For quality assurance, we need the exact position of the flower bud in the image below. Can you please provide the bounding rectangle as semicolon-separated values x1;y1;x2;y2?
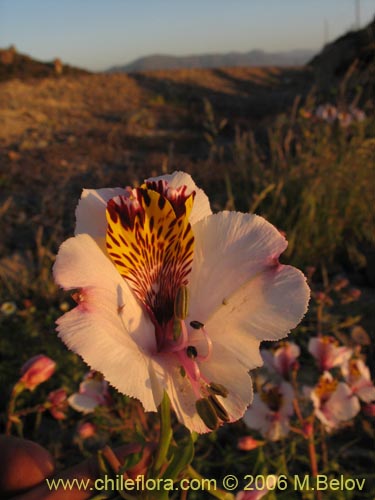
20;355;56;391
237;436;264;451
48;388;68;420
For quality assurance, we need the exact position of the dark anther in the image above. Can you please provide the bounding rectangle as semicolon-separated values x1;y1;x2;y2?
186;345;198;358
190;320;204;329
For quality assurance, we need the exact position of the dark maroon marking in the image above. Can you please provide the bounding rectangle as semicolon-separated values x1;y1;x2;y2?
151;234;155;245
108;225;114;234
183;224;191;239
158;196;166;210
108;232;120;247
113;259;126;267
141;189;151;207
168;219;177;229
149;216;154;232
185;236;194;253
119;234;128;246
157;226;163;239
106;242;112;249
131;242;140;254
164;227;173;240
129;252;140;264
109;252;122;259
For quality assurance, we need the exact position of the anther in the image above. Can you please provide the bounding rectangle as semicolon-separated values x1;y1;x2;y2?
190;320;204;329
186;345;198;359
209;395;230;422
196;398;219;430
174;286;189;320
172;318;182;341
208;382;229;398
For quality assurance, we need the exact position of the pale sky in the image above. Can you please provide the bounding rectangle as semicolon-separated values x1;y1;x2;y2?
0;0;373;71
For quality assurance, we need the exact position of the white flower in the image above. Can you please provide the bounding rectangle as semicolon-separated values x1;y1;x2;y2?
307;371;360;431
341;358;375;403
308;336;352;372
242;381;294;441
53;171;309;433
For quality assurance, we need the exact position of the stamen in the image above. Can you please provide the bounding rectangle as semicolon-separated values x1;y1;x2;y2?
197;326;213;361
174;286;189;320
208;395;230;422
196;398;219;430
208;382;229;398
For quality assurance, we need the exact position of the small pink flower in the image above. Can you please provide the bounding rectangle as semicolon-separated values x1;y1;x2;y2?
306;371;360;431
77;421;97;439
68;371;111;414
308;336;352;372
341;358;375;403
262;342;300;379
237;436;264;451
20;355;56;391
316;103;338;123
48;388;68;420
243;382;294;441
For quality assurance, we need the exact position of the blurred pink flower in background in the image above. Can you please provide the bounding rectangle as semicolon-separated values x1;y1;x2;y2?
341;358;375;403
243;382;294;441
316;103;338;123
68;371;111;414
261;341;300;379
19;354;56;391
308;336;352;372
306;371;360;431
47;388;68;420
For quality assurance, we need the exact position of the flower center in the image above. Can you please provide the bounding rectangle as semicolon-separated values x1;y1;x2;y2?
260;386;283;411
315;374;338;401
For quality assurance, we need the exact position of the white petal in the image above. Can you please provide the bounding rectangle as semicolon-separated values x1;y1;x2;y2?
146;171;212;224
356;385;375;403
68;393;98;414
75;187;127;237
243;395;270;435
187;212;309;369
326;383;360;421
54;234;159;411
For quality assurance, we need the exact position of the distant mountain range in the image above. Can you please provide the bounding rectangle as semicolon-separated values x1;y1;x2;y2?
107;49;317;73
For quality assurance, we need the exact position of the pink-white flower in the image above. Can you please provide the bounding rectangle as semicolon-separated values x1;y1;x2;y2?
53;171;309;433
308;336;352;372
68;371;110;414
316;103;338;123
19;354;56;391
261;341;300;379
243;382;294;441
307;371;360;431
341;358;375;403
47;388;68;420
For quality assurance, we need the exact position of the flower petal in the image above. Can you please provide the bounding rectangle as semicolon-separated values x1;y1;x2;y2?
187;212;309;369
68;393;99;414
146;171;212;225
75;187;127;237
53;234;160;411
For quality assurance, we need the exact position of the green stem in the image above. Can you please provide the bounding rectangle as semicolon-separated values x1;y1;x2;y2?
187;466;234;500
154;392;173;474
